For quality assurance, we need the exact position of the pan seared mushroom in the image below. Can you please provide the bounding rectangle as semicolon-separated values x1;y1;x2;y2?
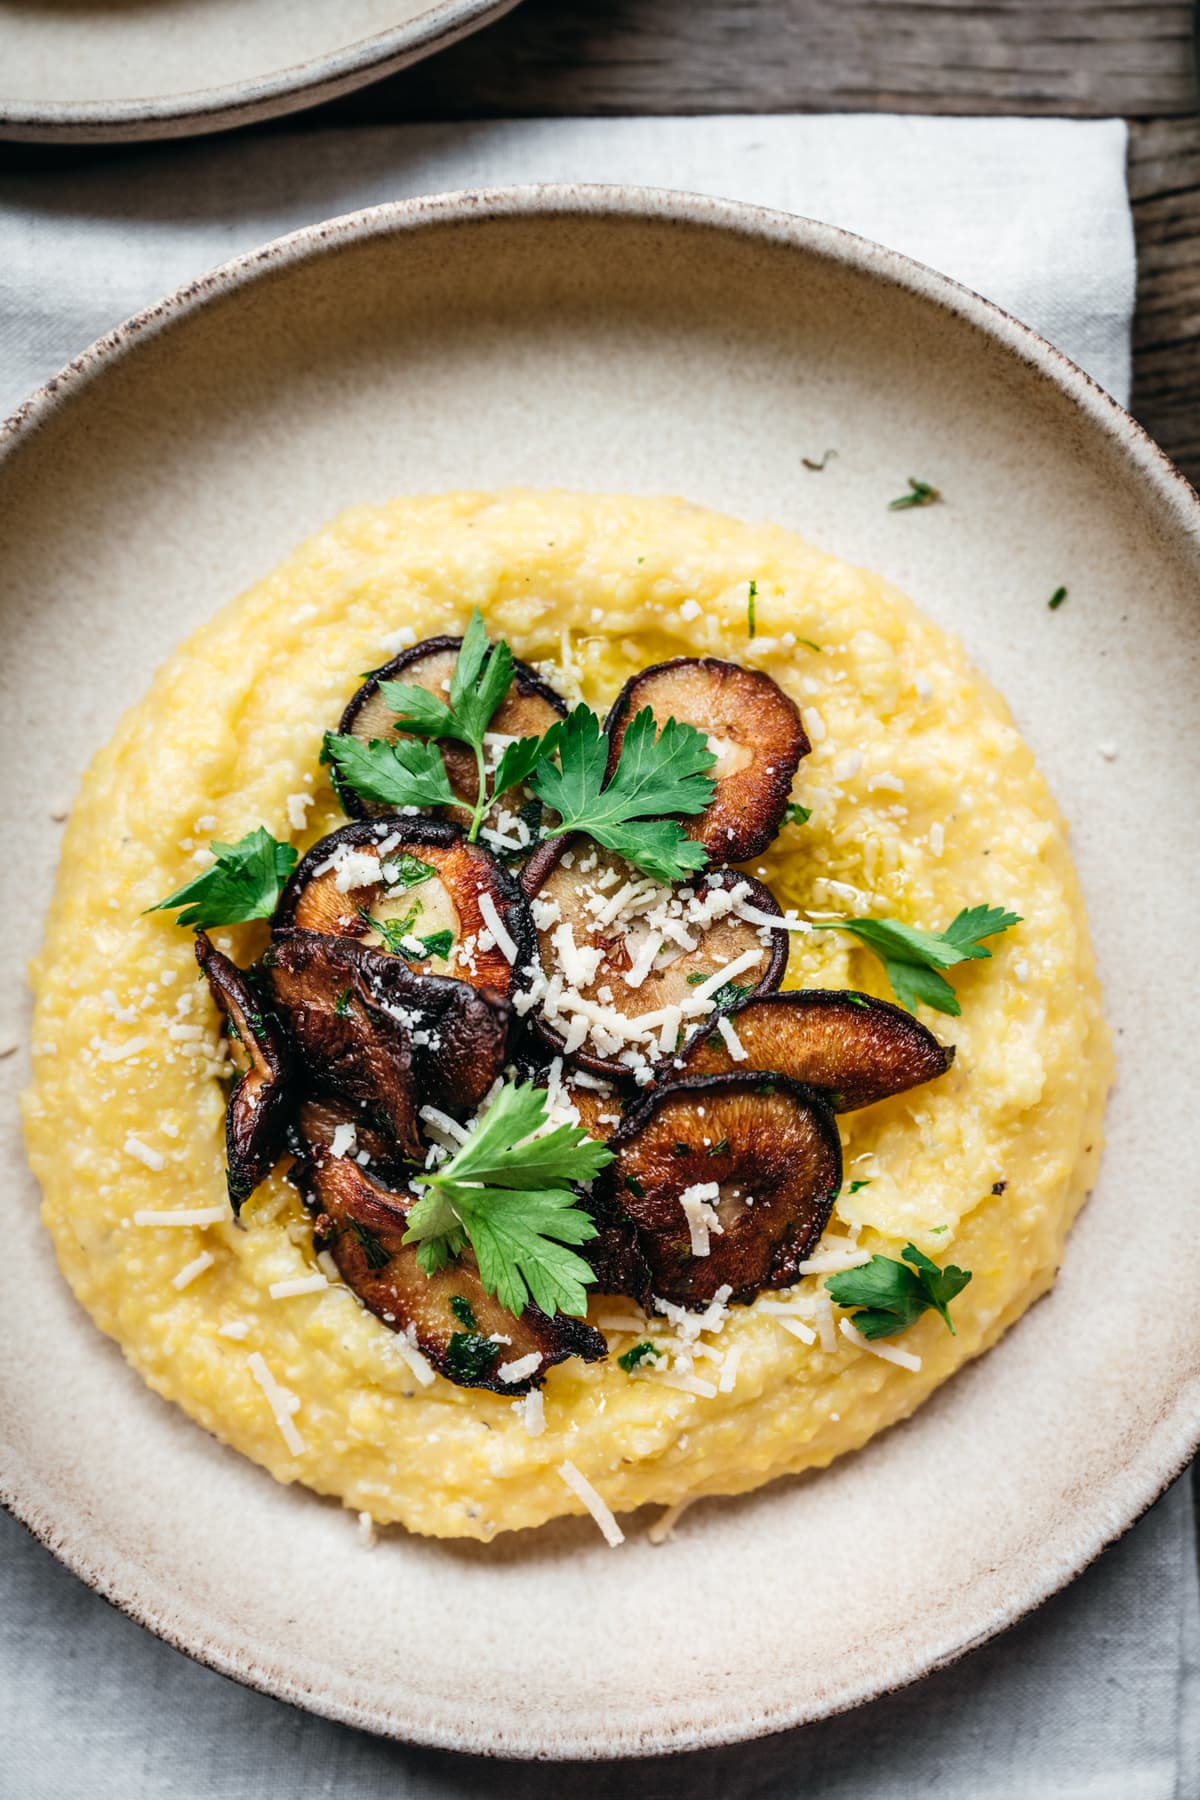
338;635;566;838
268;929;511;1135
604;657;809;864
275;816;535;1006
267;931;422;1159
195;931;292;1211
674;990;954;1111
605;1073;841;1308
521;837;789;1082
293;1102;606;1393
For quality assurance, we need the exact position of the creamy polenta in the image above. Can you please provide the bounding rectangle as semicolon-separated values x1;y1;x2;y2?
23;491;1110;1541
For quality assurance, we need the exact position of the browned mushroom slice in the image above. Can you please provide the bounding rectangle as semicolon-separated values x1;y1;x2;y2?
604;657;809;864
674;990;954;1111
269;929;511;1131
522;836;789;1081
337;635;567;833
293;1104;605;1393
267;931;422;1159
195;931;292;1211
605;1073;841;1308
275;816;535;1005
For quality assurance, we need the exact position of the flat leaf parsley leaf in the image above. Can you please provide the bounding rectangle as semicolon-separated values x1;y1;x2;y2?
402;1081;612;1319
618;1341;662;1373
321;729;456;812
148;826;298;929
826;1242;972;1339
810;904;1021;1017
323;610;556;841
531;703;715;883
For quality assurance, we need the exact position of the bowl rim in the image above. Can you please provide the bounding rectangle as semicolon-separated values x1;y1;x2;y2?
3;182;1199;1757
0;0;521;144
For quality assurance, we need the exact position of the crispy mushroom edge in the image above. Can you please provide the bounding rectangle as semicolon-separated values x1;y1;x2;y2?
674;988;955;1111
194;930;293;1212
602;1070;843;1309
603;655;810;864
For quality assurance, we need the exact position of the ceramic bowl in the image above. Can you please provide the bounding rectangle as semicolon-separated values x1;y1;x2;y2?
2;187;1198;1757
0;0;519;144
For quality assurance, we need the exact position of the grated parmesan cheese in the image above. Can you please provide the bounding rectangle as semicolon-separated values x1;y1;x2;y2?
269;1272;329;1300
479;891;518;963
247;1351;306;1455
498;1352;542;1385
171;1250;214;1291
512;1389;546;1436
648;1497;695;1545
556;1461;625;1546
715;1015;748;1062
124;1133;165;1172
839;1316;922;1372
677;1181;723;1257
133;1204;227;1228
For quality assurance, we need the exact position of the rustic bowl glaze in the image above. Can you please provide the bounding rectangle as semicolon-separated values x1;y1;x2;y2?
1;188;1198;1757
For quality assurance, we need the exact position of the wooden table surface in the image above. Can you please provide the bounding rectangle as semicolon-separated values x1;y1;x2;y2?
5;1;1199;485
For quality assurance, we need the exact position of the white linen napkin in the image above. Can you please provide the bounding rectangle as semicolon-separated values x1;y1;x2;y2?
2;115;1192;1800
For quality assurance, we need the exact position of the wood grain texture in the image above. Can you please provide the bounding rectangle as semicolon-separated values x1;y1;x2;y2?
1;2;1197;485
331;0;1199;121
1129;116;1200;484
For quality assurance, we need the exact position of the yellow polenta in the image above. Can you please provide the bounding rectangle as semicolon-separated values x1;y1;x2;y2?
22;491;1111;1541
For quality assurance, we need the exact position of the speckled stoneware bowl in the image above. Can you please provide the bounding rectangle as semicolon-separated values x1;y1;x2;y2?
0;0;519;143
2;188;1199;1758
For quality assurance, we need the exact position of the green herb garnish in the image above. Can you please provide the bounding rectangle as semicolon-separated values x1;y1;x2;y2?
624;1174;645;1198
382;852;436;889
402;1081;611;1319
450;1295;477;1330
149;827;298;930
1048;586;1068;610
888;478;941;511
618;1341;662;1373
713;979;753;1010
810;905;1021;1017
747;578;758;639
333;987;352;1018
417;928;454;961
346;1216;391;1272
826;1242;971;1338
707;1137;731;1157
324;610;556;842
784;802;812;827
445;1333;500;1384
530;703;715;884
847;1178;872;1193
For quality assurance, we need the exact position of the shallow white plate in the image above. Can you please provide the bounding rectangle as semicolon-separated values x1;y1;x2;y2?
0;0;519;144
2;188;1198;1759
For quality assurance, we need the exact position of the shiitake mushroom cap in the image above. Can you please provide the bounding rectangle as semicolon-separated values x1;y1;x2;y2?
337;635;567;831
195;931;292;1211
604;656;809;865
674;988;955;1111
292;1101;605;1393
604;1072;841;1308
268;928;512;1135
275;815;535;1006
522;836;789;1081
266;930;423;1159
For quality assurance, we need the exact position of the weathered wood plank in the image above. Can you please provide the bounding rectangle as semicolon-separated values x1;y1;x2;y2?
1129;118;1200;487
328;1;1198;122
